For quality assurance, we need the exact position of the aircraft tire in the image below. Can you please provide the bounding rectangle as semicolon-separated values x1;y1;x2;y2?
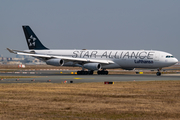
77;71;93;75
77;71;80;75
89;70;94;75
77;71;83;75
156;72;161;76
97;71;108;75
84;71;88;75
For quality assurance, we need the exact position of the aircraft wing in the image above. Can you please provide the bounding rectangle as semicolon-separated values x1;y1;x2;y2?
7;48;114;64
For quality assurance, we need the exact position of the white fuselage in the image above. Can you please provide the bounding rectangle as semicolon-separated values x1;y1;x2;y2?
27;49;178;69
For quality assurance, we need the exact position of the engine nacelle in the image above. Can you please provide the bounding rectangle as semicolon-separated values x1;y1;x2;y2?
83;63;101;70
46;59;64;66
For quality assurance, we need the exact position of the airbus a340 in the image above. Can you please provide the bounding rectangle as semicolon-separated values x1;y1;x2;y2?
7;26;178;76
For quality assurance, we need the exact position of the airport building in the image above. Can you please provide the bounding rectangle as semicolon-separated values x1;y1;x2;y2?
0;55;45;65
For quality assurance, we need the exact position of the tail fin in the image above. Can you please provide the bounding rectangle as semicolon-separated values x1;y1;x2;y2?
22;26;48;50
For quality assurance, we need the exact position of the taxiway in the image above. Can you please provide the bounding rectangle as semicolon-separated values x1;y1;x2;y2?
0;71;180;83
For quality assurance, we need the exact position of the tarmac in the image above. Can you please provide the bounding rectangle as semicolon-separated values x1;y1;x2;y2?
0;70;180;83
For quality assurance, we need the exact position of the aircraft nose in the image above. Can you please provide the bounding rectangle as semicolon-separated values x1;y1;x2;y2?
170;58;178;64
174;58;178;63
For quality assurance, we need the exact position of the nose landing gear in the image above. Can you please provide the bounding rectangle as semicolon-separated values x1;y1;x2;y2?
156;68;162;76
156;72;161;76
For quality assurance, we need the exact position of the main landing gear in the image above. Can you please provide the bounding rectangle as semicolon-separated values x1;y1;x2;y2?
97;69;108;75
156;68;162;76
77;70;94;75
76;69;109;75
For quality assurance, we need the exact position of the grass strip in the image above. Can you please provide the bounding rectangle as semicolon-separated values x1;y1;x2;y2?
0;81;180;119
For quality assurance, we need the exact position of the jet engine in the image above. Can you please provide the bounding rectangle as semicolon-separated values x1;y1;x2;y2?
83;63;101;70
46;59;64;66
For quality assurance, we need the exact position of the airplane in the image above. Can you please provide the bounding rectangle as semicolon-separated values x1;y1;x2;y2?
7;26;178;76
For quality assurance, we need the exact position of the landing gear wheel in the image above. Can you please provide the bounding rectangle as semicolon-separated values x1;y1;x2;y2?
89;70;94;75
156;72;161;76
77;70;94;75
97;70;108;75
84;71;88;75
77;71;81;75
77;71;84;75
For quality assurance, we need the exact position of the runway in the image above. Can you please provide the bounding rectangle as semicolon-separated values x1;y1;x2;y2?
0;70;180;83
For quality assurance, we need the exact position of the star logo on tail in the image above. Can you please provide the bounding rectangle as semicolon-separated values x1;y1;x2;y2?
28;35;36;47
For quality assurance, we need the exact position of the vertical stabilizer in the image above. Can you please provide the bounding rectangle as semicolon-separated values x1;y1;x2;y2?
22;26;48;50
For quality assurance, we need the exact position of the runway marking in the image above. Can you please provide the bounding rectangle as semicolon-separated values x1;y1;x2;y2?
74;78;82;79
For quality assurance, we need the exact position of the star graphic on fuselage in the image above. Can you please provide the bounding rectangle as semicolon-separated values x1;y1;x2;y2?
28;35;36;47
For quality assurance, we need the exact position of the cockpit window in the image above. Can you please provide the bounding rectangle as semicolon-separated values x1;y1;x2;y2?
166;55;174;58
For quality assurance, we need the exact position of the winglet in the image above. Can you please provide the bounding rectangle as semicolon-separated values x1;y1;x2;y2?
7;48;17;54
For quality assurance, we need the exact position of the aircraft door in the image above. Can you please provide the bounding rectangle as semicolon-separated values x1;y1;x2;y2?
154;52;159;61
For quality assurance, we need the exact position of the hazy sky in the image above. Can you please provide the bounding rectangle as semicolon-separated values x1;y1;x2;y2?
1;1;180;60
